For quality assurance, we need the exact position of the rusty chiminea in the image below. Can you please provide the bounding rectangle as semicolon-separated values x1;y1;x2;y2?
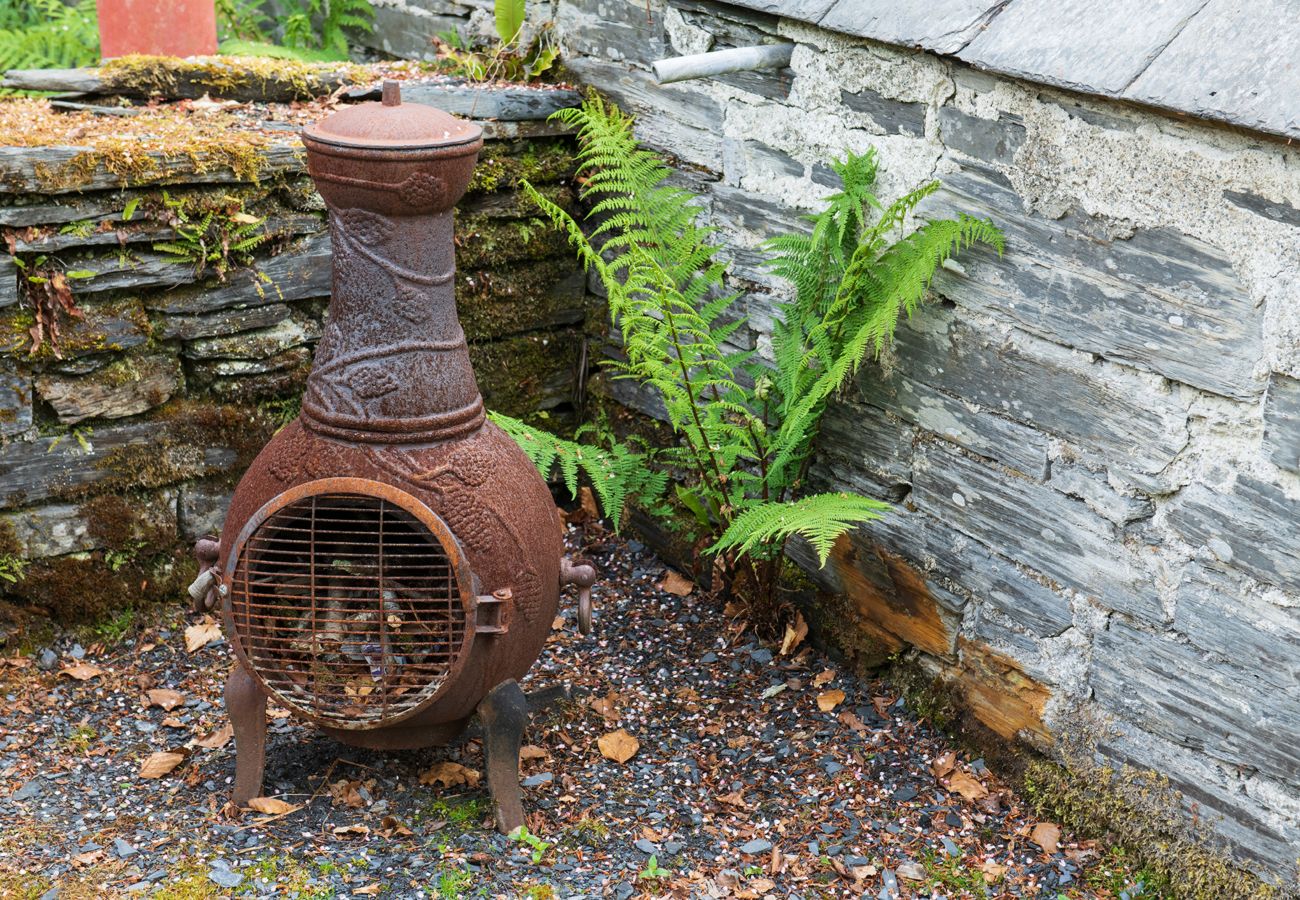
189;82;595;833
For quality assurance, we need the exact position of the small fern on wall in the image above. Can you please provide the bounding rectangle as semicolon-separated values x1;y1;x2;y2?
498;96;1001;618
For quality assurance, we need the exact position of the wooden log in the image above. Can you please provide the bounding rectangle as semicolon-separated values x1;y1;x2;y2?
3;59;353;103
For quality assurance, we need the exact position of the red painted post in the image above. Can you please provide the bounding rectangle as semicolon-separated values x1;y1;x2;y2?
95;0;218;59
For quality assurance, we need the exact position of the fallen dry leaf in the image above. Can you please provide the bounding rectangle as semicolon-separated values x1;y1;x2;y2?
195;723;234;749
579;485;600;518
378;815;413;838
419;761;481;789
139;751;185;779
160;716;184;728
329;779;367;808
588;691;620;722
184;619;223;653
931;749;958;779
779;611;809;656
332;823;370;838
146;688;183;711
716;790;747;809
247;796;299;815
520;745;549;761
657;569;695;597
72;848;104;867
838;710;867;732
597;728;639;763
1030;821;1062;854
980;860;1007;883
60;662;104;681
816;689;846;712
947;770;989;802
871;695;894;718
354;885;382;897
812;669;835;688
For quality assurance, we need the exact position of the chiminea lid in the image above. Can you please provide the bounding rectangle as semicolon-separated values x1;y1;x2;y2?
303;80;482;150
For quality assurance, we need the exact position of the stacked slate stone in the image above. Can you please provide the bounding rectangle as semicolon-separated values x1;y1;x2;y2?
549;0;1300;890
0;81;587;641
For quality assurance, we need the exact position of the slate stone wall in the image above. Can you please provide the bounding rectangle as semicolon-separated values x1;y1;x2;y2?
549;0;1300;887
0;121;587;639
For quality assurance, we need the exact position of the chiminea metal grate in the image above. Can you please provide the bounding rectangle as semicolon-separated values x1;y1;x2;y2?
231;490;470;728
188;81;598;835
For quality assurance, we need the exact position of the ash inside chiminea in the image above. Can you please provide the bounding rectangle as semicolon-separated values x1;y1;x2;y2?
233;493;467;724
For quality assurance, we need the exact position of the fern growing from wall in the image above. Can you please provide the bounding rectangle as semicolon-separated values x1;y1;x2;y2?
511;96;1002;619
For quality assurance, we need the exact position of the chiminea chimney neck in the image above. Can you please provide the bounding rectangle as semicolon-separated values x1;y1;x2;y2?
298;92;486;444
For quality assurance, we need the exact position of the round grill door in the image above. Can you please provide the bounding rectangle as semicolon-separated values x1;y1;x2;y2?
225;480;474;728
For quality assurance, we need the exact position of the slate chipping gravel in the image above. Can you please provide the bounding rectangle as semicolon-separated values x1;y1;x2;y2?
0;526;1145;899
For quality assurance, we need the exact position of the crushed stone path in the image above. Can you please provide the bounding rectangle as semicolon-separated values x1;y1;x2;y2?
0;525;1148;899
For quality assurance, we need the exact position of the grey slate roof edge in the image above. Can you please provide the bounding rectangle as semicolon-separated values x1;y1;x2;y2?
718;0;1299;143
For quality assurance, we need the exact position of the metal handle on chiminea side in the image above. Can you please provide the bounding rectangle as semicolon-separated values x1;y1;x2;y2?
189;536;221;613
560;557;598;635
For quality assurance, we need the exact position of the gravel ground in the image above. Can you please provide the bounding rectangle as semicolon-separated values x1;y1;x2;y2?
0;523;1150;900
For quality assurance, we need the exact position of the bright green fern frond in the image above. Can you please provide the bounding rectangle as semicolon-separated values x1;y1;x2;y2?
711;493;891;565
488;411;665;531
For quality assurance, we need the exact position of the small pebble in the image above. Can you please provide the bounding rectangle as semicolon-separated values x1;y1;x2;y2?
739;839;772;855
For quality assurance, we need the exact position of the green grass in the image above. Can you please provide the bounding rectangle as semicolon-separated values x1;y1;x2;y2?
417;796;488;834
431;865;479;899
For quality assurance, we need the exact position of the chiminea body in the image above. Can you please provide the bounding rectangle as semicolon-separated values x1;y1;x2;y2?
211;85;574;800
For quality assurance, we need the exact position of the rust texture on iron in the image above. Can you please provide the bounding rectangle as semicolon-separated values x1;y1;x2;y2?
206;83;593;828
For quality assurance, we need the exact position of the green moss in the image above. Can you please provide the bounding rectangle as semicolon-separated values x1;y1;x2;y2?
1022;755;1278;900
457;257;585;342
456;214;572;270
470;329;580;419
100;54;362;102
0;872;52;900
417;795;488;834
466;140;576;196
0;297;150;361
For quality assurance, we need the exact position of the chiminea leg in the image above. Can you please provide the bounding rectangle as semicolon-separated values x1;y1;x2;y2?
225;665;268;806
479;679;528;835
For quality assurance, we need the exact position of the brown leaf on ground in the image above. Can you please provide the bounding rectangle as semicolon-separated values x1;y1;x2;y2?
579;485;600;519
816;689;845;712
812;669;835;687
60;662;104;681
1031;821;1062;854
716;790;747;809
981;860;1007;883
597;728;639;763
145;688;183;711
947;770;989;802
72;848;104;867
378;815;413;838
838;710;867;732
184;619;223;652
588;691;620;722
931;749;958;779
419;761;481;789
195;723;233;749
871;695;894;718
520;745;549;761
247;796;299;815
779;612;808;655
331;823;370;838
354;885;382;897
138;751;185;779
329;779;367;809
657;569;694;597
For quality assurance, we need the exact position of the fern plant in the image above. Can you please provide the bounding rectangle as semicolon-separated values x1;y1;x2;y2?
281;0;374;59
513;97;1002;619
0;0;99;80
153;191;270;281
490;412;667;531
